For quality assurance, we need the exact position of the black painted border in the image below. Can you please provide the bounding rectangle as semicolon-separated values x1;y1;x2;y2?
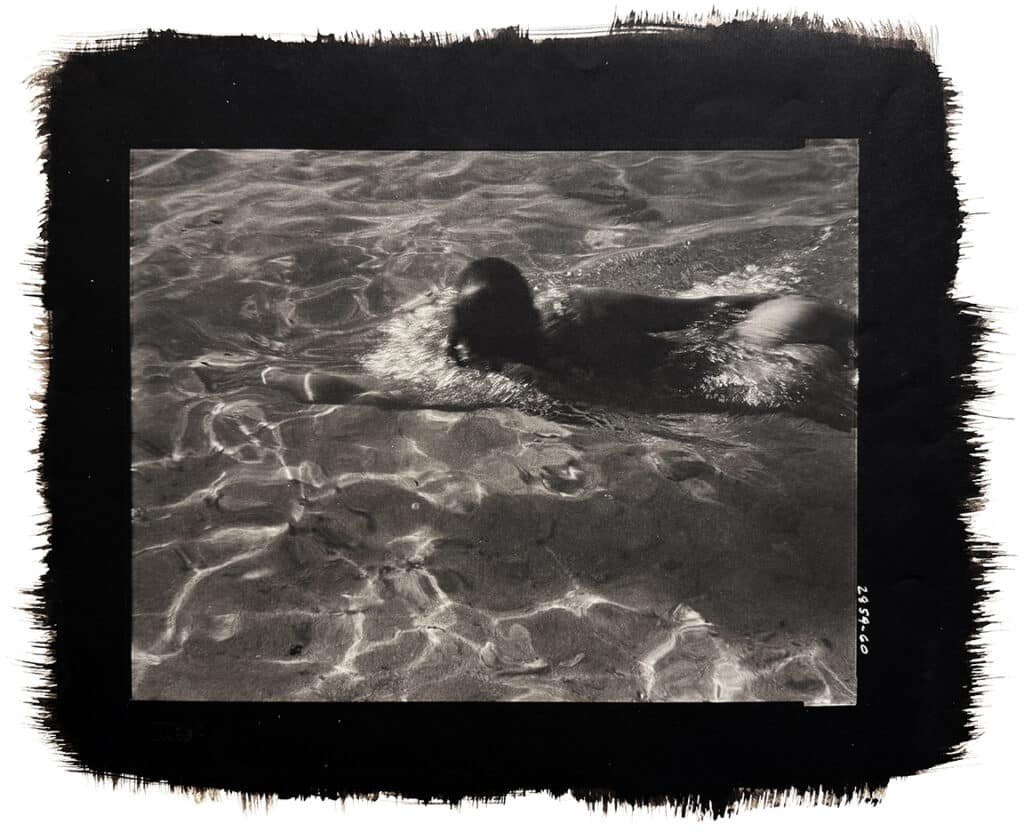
33;24;982;812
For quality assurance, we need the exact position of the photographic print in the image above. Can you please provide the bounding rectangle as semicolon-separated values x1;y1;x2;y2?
37;18;979;808
131;145;858;703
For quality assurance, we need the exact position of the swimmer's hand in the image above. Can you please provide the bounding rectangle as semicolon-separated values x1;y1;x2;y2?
260;366;292;388
262;367;419;408
261;367;368;404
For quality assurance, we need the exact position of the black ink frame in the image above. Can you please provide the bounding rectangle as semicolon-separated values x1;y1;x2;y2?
36;24;981;810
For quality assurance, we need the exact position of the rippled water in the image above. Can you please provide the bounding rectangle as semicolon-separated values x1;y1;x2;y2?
131;145;857;703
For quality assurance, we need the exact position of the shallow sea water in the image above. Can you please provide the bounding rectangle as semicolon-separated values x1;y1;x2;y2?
131;146;858;703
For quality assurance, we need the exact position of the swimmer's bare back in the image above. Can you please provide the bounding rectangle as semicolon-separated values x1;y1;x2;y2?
567;287;776;333
573;289;853;357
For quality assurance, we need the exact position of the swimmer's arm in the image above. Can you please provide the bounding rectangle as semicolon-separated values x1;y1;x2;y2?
261;368;415;408
572;288;777;333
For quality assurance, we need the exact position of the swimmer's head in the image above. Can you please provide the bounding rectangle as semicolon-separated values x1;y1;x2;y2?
447;258;543;370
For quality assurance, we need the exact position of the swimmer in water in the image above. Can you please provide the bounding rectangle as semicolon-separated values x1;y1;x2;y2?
262;257;853;408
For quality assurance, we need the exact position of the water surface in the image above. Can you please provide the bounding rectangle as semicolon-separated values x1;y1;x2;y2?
131;146;857;703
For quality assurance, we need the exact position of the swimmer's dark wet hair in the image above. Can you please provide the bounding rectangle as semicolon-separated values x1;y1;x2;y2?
447;258;543;370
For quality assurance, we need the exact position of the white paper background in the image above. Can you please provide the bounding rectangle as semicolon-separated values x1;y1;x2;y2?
2;2;1020;828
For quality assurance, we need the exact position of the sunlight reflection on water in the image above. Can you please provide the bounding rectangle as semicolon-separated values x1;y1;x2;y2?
131;147;858;703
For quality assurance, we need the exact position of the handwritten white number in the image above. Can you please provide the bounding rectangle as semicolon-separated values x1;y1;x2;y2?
857;586;870;654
